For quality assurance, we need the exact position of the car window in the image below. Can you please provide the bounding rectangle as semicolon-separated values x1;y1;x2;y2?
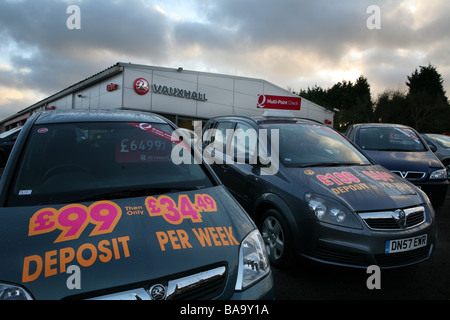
230;123;257;157
358;127;426;151
7;122;214;206
212;122;235;153
0;127;21;139
346;126;355;141
427;134;450;148
260;122;370;167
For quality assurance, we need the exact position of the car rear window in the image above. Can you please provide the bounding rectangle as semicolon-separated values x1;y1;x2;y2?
7;122;214;206
359;127;426;151
427;134;450;148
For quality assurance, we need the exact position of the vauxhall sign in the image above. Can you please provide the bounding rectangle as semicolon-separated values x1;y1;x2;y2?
134;78;208;102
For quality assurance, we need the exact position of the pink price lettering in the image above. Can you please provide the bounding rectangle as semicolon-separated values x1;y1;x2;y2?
28;201;122;243
317;171;361;186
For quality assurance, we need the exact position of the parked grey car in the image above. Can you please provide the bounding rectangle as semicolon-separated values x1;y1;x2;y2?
202;115;437;269
421;134;450;180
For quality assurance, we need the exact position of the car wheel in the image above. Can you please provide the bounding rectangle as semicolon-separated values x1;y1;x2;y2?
260;209;292;268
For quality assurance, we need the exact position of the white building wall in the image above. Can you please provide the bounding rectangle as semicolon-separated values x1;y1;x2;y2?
50;64;334;125
152;70;199;116
98;74;123;109
0;62;334;132
118;65;333;124
47;95;72;110
123;67;152;111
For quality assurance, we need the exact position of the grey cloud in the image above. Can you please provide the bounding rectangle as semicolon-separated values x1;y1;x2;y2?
175;1;375;57
0;0;449;120
0;0;170;93
0;0;169;58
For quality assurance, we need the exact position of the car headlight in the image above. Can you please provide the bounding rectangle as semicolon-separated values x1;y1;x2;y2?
0;283;33;300
430;169;446;180
305;193;362;229
235;229;271;291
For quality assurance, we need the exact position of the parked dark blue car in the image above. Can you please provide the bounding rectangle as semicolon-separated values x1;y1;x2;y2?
345;123;448;208
0;110;273;300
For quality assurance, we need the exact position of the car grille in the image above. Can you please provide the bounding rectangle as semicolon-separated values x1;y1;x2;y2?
314;245;367;267
375;246;431;268
86;265;227;300
359;206;425;230
166;266;227;300
313;244;432;268
391;170;426;180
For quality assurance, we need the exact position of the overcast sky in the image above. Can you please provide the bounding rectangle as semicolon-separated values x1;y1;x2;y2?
1;0;449;121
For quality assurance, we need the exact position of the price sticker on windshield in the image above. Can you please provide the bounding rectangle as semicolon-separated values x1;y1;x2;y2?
116;137;171;162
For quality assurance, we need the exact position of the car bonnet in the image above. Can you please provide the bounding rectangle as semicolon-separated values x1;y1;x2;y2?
287;164;425;212
0;186;253;299
363;149;442;173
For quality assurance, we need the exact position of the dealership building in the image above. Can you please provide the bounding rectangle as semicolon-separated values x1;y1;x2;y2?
0;62;334;131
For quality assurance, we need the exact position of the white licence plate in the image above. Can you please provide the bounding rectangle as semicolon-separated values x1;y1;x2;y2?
385;234;427;254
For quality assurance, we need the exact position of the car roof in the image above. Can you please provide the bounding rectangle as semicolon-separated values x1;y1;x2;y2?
33;109;169;125
208;114;323;125
352;123;413;129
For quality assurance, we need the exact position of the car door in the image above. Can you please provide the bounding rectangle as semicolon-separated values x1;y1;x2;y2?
222;121;260;210
203;121;235;184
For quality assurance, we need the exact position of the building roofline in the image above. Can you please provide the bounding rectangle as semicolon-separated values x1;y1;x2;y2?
0;63;124;124
1;62;333;125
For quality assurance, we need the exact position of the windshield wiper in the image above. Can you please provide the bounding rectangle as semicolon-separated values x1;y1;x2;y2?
53;186;203;204
298;162;368;168
369;148;412;152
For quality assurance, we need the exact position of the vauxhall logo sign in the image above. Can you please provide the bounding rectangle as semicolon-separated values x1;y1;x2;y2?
134;78;208;102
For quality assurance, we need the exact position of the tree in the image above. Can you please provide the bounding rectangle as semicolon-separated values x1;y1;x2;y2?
374;89;408;124
405;64;450;132
298;64;449;133
296;76;374;132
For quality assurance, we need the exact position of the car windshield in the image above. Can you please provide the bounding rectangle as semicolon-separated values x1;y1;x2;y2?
427;134;450;148
358;127;426;151
260;121;370;167
8;122;214;206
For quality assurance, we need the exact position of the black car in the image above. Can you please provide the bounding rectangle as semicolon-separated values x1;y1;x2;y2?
0;109;273;300
0;126;22;167
202;115;436;269
345;123;448;208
